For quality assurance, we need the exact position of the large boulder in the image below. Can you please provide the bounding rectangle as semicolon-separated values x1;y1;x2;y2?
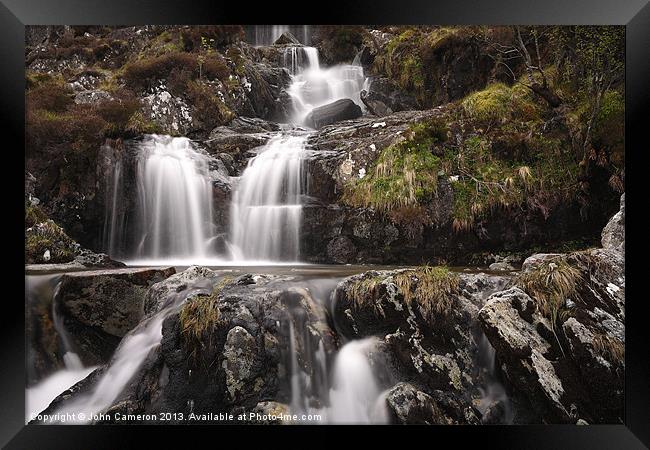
601;193;625;255
274;32;300;46
479;206;625;425
57;267;176;365
385;382;453;425
360;77;417;117
304;99;362;129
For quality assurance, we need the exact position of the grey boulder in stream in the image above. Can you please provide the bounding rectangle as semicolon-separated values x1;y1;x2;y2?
304;99;362;129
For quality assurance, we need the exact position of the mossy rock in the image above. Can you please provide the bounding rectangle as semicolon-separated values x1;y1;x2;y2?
25;220;80;264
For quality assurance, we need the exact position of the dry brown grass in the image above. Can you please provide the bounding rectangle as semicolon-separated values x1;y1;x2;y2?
517;257;581;328
348;266;459;321
179;277;231;365
592;332;624;363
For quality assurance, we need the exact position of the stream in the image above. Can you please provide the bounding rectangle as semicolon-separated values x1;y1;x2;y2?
25;31;509;425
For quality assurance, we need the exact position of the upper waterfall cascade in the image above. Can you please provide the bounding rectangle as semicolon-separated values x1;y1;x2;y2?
103;135;215;264
102;45;367;264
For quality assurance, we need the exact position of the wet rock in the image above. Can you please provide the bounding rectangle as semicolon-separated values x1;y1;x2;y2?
222;326;258;403
305;99;362;129
479;227;625;424
360;77;417;117
521;253;564;273
111;270;339;419
385;382;450;424
601;193;624;255
326;236;357;264
332;268;506;414
488;261;515;271
73;249;125;268
274;32;300;46
144;266;218;316
57;267;176;364
481;399;507;424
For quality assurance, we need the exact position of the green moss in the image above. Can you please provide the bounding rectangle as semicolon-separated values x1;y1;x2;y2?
25;202;48;228
25;220;78;264
461;82;512;124
343;118;447;214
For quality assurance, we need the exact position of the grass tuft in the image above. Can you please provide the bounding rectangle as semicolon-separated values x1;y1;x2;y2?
348;266;459;322
343;118;447;216
592;332;624;364
179;277;231;366
517;257;581;328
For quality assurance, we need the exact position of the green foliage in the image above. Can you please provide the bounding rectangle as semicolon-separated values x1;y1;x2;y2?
462;81;544;126
25;220;78;264
178;26;245;51
186;80;235;129
449;131;579;232
592;89;625;164
461;82;512;124
343;118;448;215
25;202;48;228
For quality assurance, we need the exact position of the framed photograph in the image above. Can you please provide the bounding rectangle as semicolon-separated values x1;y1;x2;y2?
4;0;648;447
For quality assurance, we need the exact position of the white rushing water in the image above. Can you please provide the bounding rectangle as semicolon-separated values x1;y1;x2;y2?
51;278;213;423
286;47;367;126
104;135;215;262
26;276;97;422
476;333;513;423
230;134;307;262
288;330;388;424
251;25;311;46
324;338;389;424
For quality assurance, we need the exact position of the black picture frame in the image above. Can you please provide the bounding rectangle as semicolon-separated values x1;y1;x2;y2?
3;0;648;447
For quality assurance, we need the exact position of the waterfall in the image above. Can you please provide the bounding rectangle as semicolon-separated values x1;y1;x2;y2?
250;25;311;46
51;281;83;371
26;275;96;422
286;48;367;126
229;134;307;262
229;45;367;263
324;338;388;423
103;135;216;264
288;331;388;424
51;277;214;423
476;333;513;423
282;46;319;75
